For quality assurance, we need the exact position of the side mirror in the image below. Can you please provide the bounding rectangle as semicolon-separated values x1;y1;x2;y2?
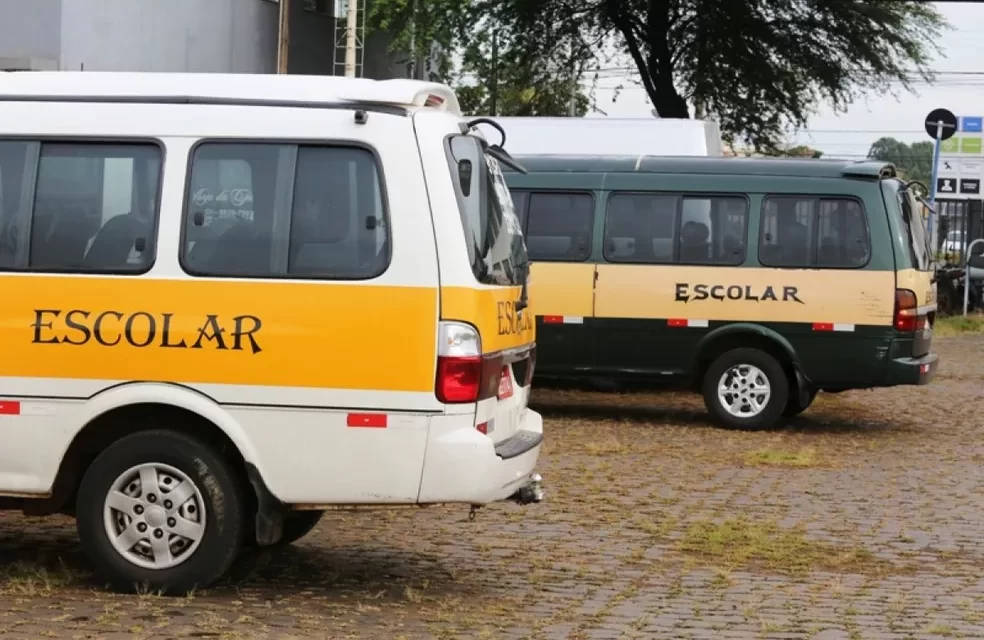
458;159;473;197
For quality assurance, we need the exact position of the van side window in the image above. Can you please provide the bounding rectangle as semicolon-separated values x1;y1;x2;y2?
604;193;677;263
0;140;161;273
604;192;747;265
759;196;869;268
182;142;389;280
524;192;593;261
510;190;529;231
678;196;747;265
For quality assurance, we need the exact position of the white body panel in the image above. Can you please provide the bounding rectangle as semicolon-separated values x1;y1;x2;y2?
0;72;542;509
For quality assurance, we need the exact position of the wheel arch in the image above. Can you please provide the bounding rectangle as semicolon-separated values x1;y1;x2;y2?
41;383;283;543
691;323;806;394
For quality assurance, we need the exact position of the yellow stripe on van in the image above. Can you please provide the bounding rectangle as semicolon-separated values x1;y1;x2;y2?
2;276;438;392
529;263;595;318
593;265;896;325
440;286;535;354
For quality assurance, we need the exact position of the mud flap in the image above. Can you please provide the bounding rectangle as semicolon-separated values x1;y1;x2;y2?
246;463;285;546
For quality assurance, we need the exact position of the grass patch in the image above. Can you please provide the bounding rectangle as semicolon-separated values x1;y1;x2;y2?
0;559;86;595
678;517;884;576
934;313;984;337
744;447;817;468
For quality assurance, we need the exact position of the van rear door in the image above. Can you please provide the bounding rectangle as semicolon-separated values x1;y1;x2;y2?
413;109;537;445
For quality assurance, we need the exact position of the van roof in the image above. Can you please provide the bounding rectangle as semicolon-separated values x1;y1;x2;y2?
0;71;462;115
511;154;897;180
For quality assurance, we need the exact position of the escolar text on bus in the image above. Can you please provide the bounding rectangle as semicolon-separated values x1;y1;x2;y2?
497;300;534;336
674;283;805;304
30;309;264;354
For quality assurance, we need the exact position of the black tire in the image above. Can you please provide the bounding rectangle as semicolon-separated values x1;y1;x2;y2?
76;429;245;594
275;510;325;547
783;387;817;417
702;347;789;430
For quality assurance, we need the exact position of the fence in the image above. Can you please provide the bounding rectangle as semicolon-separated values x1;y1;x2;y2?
934;199;984;265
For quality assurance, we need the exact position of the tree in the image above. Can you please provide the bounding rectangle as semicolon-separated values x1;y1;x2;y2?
867;136;933;186
370;0;947;149
368;0;590;116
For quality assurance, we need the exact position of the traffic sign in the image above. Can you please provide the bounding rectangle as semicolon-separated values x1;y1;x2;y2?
925;108;958;141
960;178;981;195
962;116;983;133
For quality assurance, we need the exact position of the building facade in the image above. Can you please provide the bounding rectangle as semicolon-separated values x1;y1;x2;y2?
0;0;423;80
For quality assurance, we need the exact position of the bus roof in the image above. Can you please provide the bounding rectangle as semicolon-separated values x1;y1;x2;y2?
509;154;897;180
0;71;462;115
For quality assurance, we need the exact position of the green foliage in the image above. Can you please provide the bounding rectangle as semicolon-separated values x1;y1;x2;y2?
867;136;933;186
369;0;947;148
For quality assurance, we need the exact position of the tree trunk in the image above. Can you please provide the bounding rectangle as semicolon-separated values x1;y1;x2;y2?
646;0;689;118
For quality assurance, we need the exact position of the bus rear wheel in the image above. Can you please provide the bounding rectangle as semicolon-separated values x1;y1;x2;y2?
76;430;245;594
702;348;788;430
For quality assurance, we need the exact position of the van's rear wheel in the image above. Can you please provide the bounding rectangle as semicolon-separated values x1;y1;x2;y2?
275;511;324;547
702;348;788;430
76;430;245;594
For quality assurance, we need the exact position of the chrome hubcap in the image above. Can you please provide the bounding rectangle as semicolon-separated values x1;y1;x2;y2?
717;364;772;418
103;463;206;570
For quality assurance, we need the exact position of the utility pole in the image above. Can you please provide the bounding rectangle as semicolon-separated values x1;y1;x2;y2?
408;0;418;79
277;0;290;73
490;31;499;115
344;0;358;77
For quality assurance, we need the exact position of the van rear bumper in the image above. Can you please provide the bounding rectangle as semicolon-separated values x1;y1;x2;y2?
884;351;938;386
417;409;544;505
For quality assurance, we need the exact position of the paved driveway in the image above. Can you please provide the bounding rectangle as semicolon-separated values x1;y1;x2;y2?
0;335;980;639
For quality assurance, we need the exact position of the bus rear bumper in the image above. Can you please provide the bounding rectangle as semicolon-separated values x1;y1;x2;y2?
885;351;938;386
417;409;544;505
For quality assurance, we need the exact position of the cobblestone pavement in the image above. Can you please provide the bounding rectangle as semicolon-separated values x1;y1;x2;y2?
0;336;981;639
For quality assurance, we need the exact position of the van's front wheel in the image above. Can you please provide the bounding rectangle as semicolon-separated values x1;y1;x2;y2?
702;348;788;430
76;430;245;594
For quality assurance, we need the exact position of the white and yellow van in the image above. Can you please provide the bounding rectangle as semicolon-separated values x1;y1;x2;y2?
0;71;541;592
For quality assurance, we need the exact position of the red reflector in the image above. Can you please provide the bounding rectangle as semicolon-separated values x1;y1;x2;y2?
667;318;687;327
812;323;834;332
346;413;387;428
0;401;19;415
542;315;563;324
477;422;488;434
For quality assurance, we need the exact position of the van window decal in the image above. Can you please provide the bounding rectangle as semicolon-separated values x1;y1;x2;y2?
30;309;263;354
674;283;804;304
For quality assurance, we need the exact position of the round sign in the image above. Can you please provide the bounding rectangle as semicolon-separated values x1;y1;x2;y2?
925;108;958;140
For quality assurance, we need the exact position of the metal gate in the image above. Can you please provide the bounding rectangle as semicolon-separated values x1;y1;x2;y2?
935;198;983;264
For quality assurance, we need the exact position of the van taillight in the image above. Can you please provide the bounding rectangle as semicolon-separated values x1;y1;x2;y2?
894;288;919;332
435;322;502;404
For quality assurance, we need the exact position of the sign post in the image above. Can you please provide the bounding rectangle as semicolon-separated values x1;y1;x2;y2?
924;108;958;246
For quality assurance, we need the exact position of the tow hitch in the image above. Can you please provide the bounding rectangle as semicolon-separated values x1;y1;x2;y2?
509;473;544;505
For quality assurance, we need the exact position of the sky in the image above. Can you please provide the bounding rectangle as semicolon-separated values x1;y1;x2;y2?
585;1;984;159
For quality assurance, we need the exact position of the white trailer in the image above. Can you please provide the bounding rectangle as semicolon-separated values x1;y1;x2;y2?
477;116;723;157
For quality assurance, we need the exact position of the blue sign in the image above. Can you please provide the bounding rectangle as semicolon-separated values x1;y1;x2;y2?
961;116;983;132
